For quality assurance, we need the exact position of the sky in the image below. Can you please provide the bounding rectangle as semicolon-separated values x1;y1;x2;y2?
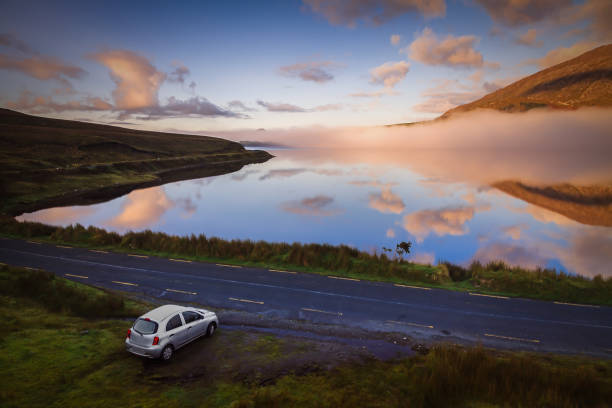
0;0;610;132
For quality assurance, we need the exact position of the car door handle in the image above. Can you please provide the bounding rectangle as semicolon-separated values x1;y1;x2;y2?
169;334;174;338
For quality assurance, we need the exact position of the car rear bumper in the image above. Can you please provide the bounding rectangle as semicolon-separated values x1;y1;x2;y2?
125;340;162;358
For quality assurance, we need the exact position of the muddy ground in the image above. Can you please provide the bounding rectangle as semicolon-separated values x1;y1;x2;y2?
122;293;442;385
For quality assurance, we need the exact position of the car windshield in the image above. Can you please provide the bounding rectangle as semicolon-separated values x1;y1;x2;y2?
133;318;158;334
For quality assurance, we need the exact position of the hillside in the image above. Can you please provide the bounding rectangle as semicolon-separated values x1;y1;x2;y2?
443;44;612;117
0;109;272;215
494;181;612;227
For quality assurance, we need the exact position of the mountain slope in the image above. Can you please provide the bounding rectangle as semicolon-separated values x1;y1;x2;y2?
443;44;612;117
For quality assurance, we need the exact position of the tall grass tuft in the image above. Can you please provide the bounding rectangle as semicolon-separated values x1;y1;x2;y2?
0;264;126;317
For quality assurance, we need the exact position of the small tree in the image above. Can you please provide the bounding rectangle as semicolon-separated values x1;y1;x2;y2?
395;241;412;262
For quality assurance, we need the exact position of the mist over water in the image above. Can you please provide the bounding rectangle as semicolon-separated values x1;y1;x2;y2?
215;108;612;154
18;109;612;278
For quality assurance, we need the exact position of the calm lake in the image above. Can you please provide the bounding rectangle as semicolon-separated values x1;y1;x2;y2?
17;148;612;279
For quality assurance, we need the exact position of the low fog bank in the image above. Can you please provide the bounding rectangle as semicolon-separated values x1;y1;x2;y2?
211;109;612;185
213;108;612;151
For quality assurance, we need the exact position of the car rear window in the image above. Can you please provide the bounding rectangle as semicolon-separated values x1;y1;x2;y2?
133;318;158;334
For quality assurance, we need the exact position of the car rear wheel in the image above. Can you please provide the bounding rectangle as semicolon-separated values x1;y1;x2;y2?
161;345;173;361
206;322;216;337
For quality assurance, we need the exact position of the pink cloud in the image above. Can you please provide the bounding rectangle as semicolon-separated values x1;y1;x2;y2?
302;0;446;27
407;27;486;69
89;49;165;110
402;204;490;242
0;54;86;81
279;61;338;83
368;188;405;214
281;195;343;216
108;187;174;230
369;61;410;88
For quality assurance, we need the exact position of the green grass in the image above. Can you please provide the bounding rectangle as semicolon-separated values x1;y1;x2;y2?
0;264;148;318
1;265;610;408
2;217;611;306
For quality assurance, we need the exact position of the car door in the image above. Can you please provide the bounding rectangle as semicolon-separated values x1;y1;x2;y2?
165;313;188;347
181;311;204;340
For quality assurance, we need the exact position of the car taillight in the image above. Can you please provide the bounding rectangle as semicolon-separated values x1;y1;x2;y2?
152;336;159;345
126;329;131;339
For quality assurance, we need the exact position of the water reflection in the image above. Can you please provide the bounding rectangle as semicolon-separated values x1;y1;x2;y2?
17;147;612;278
108;187;174;230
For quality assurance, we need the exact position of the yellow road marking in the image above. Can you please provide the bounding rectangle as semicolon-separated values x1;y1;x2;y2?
229;297;264;305
56;245;72;249
554;301;599;308
65;273;88;279
469;292;509;300
90;249;109;254
0;262;6;266
27;241;41;244
328;276;360;282
386;320;434;329
24;266;36;270
269;269;297;274
166;288;197;295
170;258;191;263
112;280;138;287
394;284;431;290
301;307;343;316
128;254;148;258
216;263;241;268
484;333;540;343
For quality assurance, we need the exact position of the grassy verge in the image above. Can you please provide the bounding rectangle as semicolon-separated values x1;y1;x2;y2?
2;217;612;306
1;264;610;408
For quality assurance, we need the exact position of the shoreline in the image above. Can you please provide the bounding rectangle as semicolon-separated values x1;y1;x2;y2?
3;150;273;217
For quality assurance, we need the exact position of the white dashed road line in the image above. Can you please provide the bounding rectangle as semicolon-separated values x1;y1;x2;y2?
469;293;509;300
328;276;359;282
65;273;88;279
229;297;264;305
301;307;343;316
166;288;197;295
386;320;434;329
394;284;431;290
112;280;138;287
484;333;540;343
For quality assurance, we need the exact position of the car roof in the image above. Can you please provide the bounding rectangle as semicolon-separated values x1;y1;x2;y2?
140;305;187;322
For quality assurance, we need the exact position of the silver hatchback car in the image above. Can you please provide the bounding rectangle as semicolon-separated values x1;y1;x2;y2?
126;304;218;360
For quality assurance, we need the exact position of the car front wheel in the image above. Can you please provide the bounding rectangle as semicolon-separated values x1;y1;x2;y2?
206;322;216;337
161;345;173;361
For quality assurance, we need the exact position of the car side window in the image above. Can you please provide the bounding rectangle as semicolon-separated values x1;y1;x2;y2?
182;311;200;324
166;314;183;331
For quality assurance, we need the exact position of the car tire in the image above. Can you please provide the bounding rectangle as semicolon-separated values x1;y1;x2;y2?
161;345;174;361
206;322;216;337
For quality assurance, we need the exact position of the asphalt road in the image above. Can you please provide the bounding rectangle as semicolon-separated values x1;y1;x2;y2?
1;237;611;357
